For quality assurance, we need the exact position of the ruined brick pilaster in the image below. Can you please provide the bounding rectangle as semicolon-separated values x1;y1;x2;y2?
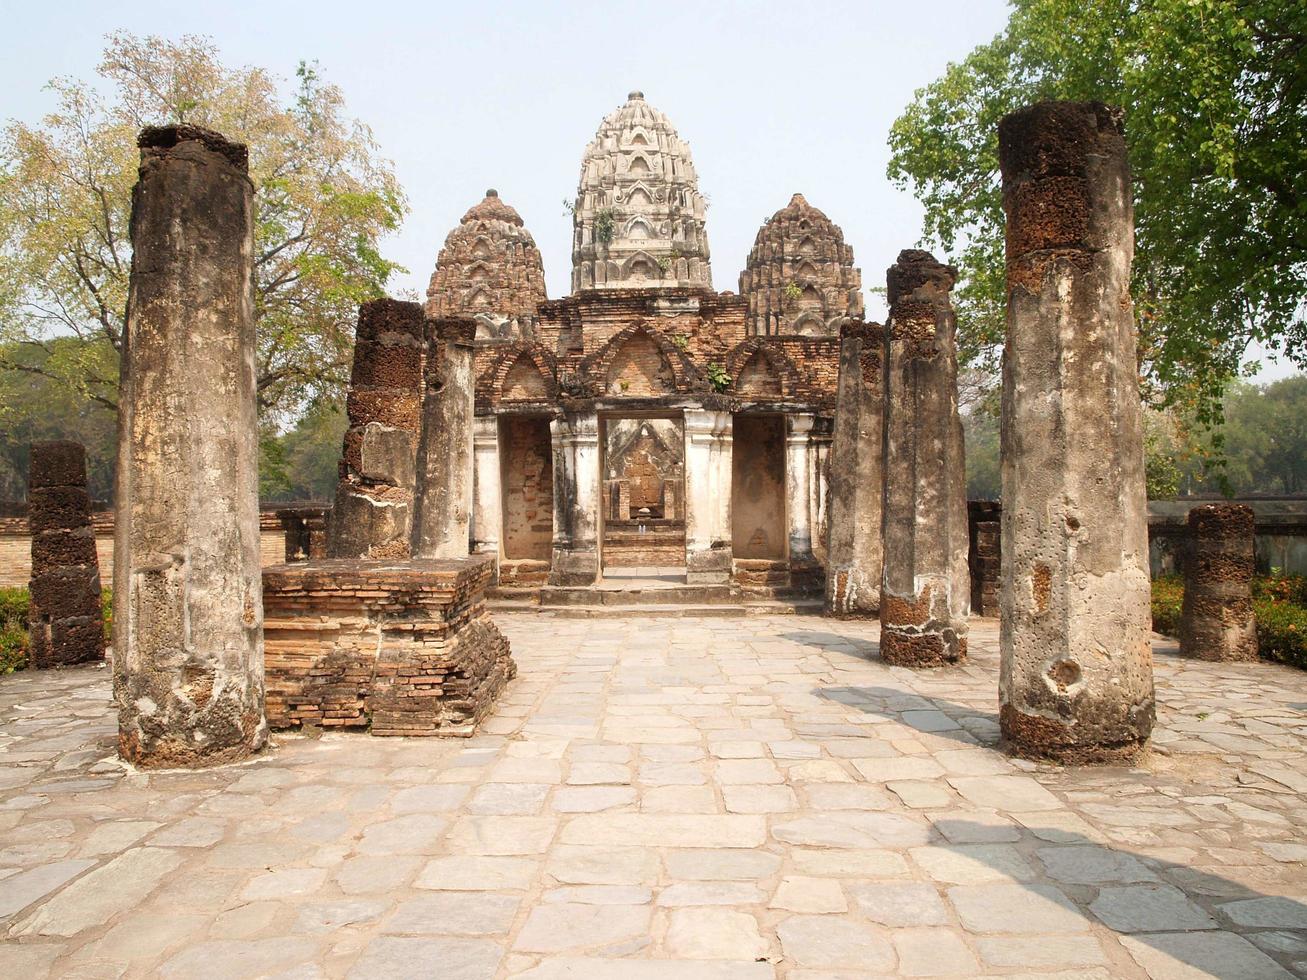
27;442;103;667
327;299;424;559
412;318;476;558
114;125;266;767
683;409;733;584
1180;503;1257;662
998;102;1154;763
880;251;970;664
825;321;885;617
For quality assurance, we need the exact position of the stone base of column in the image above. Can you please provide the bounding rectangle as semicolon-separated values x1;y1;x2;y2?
1000;702;1151;766
262;557;515;736
880;585;967;667
687;546;732;585
825;566;880;618
548;549;599;586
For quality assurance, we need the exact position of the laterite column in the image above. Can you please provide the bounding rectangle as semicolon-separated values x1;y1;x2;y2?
1180;503;1257;662
880;251;970;664
114;125;266;767
825;322;885;617
327;299;424;558
27;441;104;667
998;102;1154;762
412;317;476;558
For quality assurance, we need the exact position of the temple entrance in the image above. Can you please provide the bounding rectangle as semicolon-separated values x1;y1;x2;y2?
499;416;553;581
731;414;787;561
600;414;686;582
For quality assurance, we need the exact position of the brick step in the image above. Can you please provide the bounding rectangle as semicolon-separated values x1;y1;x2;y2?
539;585;735;607
492;599;824;619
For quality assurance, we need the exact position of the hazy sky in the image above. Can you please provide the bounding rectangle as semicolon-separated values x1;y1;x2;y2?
3;0;1294;379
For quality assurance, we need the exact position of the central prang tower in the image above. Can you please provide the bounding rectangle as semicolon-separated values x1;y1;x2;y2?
570;91;712;292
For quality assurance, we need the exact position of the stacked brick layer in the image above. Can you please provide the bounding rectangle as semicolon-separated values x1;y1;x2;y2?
262;557;516;736
27;442;104;667
1180;503;1258;662
328;299;425;559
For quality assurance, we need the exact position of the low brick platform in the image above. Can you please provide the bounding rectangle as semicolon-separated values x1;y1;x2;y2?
261;557;515;736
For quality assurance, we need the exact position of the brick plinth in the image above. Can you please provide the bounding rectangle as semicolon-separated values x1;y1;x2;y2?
261;557;515;736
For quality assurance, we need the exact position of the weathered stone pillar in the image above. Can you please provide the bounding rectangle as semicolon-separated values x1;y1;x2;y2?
470;415;502;565
1180;503;1258;662
114;125;265;767
326;299;423;559
548;411;601;585
684;408;733;584
27;441;104;667
412;317;476;558
785;414;823;592
809;417;832;565
880;251;970;665
998;101;1154;762
826;322;885;617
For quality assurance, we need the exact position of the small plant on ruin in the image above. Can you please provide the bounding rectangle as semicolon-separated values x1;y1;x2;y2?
656;256;672;276
595;208;617;245
670;333;690;352
706;362;731;392
783;282;804;305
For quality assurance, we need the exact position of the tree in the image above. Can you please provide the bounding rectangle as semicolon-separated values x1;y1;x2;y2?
888;0;1307;424
0;32;407;421
0;339;117;499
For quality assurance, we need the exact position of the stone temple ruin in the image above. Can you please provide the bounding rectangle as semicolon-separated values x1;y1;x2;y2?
86;94;1269;771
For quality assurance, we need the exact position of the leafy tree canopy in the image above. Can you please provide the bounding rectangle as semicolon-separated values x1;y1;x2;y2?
889;0;1307;424
0;32;408;422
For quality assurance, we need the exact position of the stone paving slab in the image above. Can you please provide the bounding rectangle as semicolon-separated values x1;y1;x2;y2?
0;615;1304;978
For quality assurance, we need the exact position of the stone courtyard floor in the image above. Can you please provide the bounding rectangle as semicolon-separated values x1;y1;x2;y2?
1;615;1305;979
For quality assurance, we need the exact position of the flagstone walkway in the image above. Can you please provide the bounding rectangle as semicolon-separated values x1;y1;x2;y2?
1;615;1305;979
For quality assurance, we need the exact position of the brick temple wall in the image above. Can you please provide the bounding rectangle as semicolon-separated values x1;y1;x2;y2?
262;557;515;736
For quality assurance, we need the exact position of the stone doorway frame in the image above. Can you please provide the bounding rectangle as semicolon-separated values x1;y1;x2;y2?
597;409;688;584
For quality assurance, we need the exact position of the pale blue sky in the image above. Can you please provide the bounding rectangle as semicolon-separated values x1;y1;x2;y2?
3;0;1294;379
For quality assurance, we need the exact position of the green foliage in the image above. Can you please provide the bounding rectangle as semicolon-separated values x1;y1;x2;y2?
1149;376;1307;495
963;407;1001;499
888;0;1307;422
1151;574;1307;670
783;282;804;304
0;587;29;674
1150;575;1184;637
259;397;347;501
0;586;112;674
705;362;731;392
594;208;617;245
1255;597;1307;670
0;32;408;422
0;338;118;499
670;333;690;352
